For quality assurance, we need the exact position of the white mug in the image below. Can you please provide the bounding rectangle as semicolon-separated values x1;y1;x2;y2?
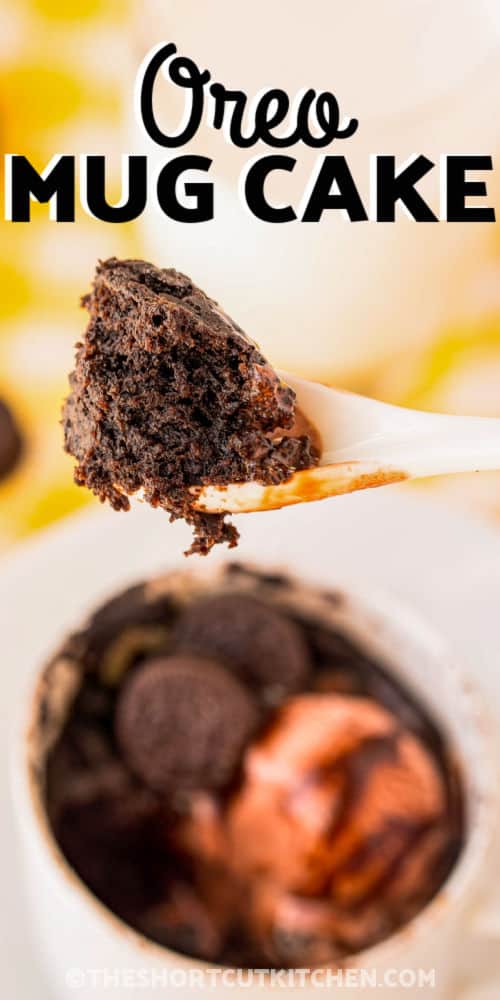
11;561;496;999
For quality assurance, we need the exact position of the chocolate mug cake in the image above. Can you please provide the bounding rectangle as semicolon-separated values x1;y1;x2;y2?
35;564;463;969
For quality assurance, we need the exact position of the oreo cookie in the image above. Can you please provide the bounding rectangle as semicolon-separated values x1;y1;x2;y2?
115;654;260;795
173;593;311;703
0;398;22;482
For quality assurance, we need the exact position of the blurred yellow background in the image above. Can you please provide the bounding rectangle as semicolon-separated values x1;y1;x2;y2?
1;0;500;552
0;0;138;545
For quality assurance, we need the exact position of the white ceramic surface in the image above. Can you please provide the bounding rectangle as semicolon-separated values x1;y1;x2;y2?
3;491;500;997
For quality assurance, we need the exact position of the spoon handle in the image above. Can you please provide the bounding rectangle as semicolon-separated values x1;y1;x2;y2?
326;405;500;478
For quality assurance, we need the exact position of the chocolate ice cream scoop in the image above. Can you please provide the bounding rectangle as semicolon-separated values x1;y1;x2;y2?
172;592;311;703
228;693;446;895
175;692;452;965
115;655;260;795
0;398;22;481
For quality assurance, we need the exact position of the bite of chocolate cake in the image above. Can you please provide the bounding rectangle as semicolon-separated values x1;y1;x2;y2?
63;259;319;555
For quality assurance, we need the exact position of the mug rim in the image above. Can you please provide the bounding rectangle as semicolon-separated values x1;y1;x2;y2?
13;570;497;975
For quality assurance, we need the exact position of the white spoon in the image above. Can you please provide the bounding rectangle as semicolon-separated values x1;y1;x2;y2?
194;373;500;514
